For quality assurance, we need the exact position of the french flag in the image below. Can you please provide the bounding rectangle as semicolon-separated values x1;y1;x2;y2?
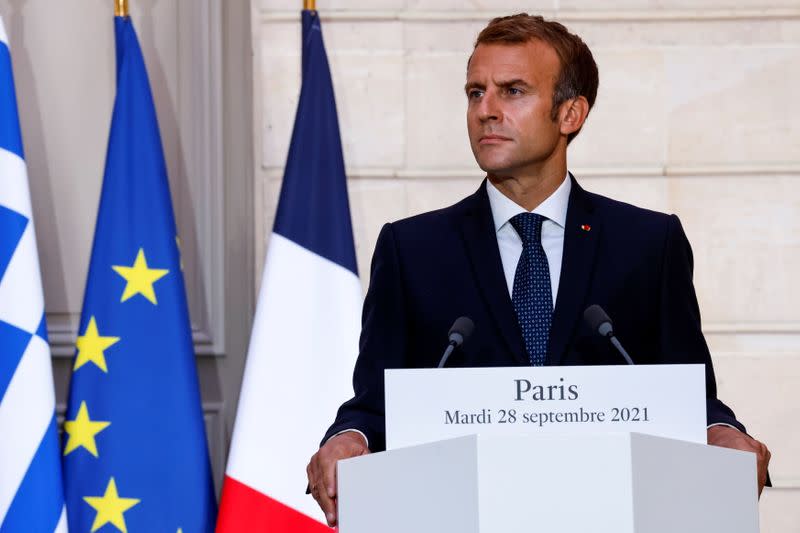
217;10;361;531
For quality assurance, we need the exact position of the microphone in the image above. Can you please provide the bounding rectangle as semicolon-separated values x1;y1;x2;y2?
437;316;475;368
583;305;634;365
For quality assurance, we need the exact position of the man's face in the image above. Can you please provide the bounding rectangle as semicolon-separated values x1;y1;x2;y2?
466;40;565;178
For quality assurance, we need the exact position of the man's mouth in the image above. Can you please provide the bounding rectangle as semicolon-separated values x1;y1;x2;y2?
479;134;512;145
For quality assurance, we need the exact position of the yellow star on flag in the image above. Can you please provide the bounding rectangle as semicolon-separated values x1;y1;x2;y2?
83;477;141;533
74;317;120;373
112;248;169;304
63;401;111;457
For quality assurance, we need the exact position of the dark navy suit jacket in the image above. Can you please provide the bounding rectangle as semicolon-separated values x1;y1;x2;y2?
324;177;743;452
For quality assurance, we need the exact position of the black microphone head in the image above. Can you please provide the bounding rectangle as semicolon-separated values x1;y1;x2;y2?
448;316;475;347
583;305;613;337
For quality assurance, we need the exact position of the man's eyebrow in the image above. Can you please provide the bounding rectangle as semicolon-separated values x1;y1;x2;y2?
464;81;485;93
464;79;534;93
497;78;532;89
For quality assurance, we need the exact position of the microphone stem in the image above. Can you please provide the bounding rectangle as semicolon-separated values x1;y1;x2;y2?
609;335;634;365
438;342;456;368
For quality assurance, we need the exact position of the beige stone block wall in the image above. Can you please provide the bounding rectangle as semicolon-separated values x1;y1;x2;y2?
255;2;799;528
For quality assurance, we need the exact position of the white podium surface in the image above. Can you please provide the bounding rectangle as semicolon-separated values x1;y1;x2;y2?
337;433;759;533
385;365;707;449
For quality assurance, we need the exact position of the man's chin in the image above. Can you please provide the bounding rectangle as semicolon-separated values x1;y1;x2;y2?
474;155;505;172
476;162;515;177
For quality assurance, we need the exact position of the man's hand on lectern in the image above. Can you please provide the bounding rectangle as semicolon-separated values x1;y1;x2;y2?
307;431;370;527
707;425;771;497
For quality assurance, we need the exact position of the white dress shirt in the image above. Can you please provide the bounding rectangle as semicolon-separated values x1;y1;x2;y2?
486;174;571;303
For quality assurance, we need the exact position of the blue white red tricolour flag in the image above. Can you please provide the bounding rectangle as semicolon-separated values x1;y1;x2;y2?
217;9;362;532
0;15;68;532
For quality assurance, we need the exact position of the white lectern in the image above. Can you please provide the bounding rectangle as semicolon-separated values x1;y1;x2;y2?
337;432;758;533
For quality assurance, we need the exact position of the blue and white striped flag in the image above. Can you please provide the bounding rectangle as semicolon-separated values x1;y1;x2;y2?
0;16;68;533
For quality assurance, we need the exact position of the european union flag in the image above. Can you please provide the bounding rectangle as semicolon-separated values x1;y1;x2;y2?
63;15;216;533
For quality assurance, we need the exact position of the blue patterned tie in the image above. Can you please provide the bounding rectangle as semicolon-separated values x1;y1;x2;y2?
510;213;553;366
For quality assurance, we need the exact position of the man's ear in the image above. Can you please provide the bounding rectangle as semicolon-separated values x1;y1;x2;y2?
559;96;590;137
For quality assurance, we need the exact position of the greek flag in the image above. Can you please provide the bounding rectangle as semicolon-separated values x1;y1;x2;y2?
0;15;68;533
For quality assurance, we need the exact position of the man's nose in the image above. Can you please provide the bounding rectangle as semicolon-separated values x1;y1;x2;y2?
477;91;500;122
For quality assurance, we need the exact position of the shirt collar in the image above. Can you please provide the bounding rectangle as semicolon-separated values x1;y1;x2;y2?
486;173;572;233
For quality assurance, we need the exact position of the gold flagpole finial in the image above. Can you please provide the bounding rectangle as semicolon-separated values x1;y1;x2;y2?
303;0;316;11
115;0;129;17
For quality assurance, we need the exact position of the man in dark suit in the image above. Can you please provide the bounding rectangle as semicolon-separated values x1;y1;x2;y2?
306;14;770;527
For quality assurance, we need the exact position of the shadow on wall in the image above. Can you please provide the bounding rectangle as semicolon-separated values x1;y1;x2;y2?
6;0;69;316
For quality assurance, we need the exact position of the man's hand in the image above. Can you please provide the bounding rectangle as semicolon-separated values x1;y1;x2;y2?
707;425;771;497
307;431;370;527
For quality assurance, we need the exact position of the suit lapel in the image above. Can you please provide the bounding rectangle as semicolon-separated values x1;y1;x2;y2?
548;176;600;365
459;181;529;365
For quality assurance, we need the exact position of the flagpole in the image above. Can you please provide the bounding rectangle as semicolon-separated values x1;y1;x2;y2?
303;0;316;10
115;0;129;17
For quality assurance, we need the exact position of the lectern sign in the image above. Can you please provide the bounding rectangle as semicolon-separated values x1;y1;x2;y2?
384;365;706;450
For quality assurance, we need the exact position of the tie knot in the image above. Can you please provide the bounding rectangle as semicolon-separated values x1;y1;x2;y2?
510;212;546;247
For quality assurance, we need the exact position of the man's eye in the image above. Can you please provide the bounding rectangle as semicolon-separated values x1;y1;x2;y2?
507;87;522;95
468;90;483;99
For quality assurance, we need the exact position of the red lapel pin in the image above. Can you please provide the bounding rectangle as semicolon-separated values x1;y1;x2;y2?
580;224;591;232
